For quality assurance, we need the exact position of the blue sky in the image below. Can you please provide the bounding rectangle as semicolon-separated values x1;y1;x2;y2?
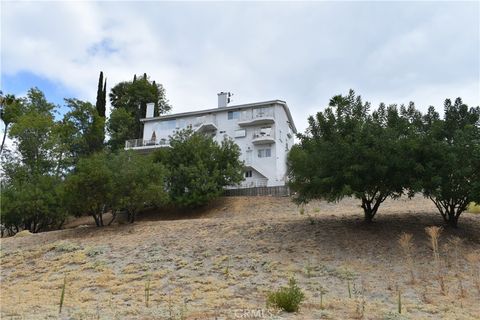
1;1;479;133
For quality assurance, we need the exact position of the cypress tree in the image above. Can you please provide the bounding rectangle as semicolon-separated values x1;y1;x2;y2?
102;78;107;115
95;71;106;117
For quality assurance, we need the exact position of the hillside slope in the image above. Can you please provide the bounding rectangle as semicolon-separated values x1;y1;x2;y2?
1;196;480;319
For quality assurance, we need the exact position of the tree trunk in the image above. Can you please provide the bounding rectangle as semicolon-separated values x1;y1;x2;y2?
107;211;116;226
429;197;466;228
92;214;100;227
0;123;8;154
361;192;388;223
128;210;136;223
362;200;376;223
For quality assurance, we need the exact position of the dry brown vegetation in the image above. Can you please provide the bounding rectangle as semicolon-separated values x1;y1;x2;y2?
1;196;480;319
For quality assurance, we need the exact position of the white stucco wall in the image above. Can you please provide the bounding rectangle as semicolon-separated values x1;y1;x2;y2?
139;102;295;187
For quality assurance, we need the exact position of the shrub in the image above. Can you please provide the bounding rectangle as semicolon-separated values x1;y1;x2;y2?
55;241;82;253
467;202;480;214
267;278;305;312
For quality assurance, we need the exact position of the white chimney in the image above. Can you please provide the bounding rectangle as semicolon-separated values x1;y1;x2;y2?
217;92;232;108
146;102;155;118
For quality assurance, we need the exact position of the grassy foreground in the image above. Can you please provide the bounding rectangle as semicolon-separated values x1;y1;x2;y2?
1;196;480;319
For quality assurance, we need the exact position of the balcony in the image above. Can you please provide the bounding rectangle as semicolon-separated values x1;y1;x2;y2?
252;128;275;145
125;138;170;150
238;109;275;127
193;115;217;133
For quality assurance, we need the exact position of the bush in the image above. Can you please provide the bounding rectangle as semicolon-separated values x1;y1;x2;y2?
467;202;480;214
267;278;305;312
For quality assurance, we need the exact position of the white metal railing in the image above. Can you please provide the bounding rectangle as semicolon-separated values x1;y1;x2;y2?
193;115;217;128
238;180;268;188
240;108;275;122
125;138;170;149
253;127;275;140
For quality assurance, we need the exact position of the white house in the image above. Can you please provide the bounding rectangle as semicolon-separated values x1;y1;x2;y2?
125;92;297;188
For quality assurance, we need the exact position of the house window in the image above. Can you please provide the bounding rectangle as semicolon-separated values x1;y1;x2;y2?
159;119;176;130
228;111;240;120
245;170;252;178
235;129;246;138
258;148;271;158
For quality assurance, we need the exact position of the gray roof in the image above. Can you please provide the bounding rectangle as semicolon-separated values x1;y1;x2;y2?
141;99;297;133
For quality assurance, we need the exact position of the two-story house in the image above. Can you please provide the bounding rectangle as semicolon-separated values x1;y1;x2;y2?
125;92;297;188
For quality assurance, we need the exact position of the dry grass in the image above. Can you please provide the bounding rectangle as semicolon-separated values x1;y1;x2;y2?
1;196;480;319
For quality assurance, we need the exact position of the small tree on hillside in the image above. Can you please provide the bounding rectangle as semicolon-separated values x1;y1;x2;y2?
1;173;67;234
110;151;169;223
154;129;244;208
288;90;419;222
420;98;480;227
64;151;113;226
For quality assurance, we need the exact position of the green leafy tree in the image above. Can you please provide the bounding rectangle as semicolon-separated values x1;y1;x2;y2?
64;151;113;227
1;88;69;234
154;129;244;208
420;98;480;227
110;151;169;223
60;98;105;163
8;88;58;175
106;107;136;151
109;73;171;139
1;174;67;234
288;90;418;222
0;91;23;154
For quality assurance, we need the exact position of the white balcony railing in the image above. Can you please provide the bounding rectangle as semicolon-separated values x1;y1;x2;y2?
193;115;217;128
240;108;275;122
125;138;170;149
252;128;274;139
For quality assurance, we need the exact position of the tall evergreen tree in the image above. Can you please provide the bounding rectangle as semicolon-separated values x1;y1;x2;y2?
95;71;106;117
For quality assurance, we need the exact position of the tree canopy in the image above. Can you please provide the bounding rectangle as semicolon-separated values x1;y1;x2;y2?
154;129;244;208
288;90;418;222
288;90;480;226
109;73;171;140
419;98;480;227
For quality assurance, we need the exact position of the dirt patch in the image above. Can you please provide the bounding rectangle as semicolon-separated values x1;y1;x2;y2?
1;196;479;319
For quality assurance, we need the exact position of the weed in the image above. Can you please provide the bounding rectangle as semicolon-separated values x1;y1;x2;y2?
144;277;151;307
224;256;231;279
305;259;314;278
397;286;402;314
55;241;81;253
398;233;415;284
85;245;107;257
318;285;328;310
307;215;315;225
267;277;305;312
59;275;66;314
299;206;305;215
465;252;480;294
425;226;446;294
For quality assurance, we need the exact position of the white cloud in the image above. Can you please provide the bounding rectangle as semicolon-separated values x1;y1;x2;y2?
1;1;479;134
